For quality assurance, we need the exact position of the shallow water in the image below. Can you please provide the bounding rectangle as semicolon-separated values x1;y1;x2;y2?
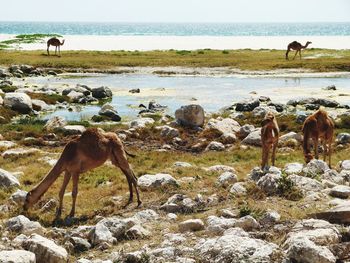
22;73;350;121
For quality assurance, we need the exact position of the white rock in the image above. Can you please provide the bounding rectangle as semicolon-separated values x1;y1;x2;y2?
173;162;192;168
289;174;324;195
4;92;32;114
229;182;247;196
279;132;303;144
23;234;68;263
138;173;178;190
0;250;36;263
0;168;20;188
303;159;329;177
2;148;39;159
241;128;262;146
6;215;44;235
89;222;114;246
130;118;155;129
179;219;205;232
175;104;205;127
261;210;281;225
159;125;179;139
61;125;86;135
0;140;17;150
44;116;67;132
207;165;236;174
257;173;281;195
235;215;260;231
207;216;237;234
205;118;241;135
126;225;150;239
216;172;238;187
10;189;28;205
329;185;350;199
284;162;304;175
340;160;350;170
205;141;225;151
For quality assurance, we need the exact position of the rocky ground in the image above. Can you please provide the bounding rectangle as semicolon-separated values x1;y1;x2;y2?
1;65;350;262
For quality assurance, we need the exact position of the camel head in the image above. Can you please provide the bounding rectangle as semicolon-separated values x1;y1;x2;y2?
304;152;313;164
23;191;37;211
261;112;275;127
61;39;65;46
305;41;312;48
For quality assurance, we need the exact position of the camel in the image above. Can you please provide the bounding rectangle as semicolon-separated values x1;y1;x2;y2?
285;41;312;60
47;37;65;56
261;112;279;170
23;128;141;220
302;109;334;167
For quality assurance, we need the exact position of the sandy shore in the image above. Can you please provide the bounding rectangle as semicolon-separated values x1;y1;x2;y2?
1;34;350;51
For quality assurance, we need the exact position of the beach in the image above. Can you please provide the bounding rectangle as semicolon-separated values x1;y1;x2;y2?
1;34;350;51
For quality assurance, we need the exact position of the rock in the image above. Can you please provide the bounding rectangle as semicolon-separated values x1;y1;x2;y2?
61;125;86;135
216;172;238;187
324;85;336;91
249;167;265;181
328;242;350;261
133;209;159;222
69;237;91;252
0;141;16;149
6;215;44;235
284;236;336;263
235;99;260;112
303;159;329;177
329;185;350;199
175;104;205;127
44;116;67;132
336;133;350;144
10;189;28;205
23;234;68;263
0;168;20;188
207;165;236;174
241;128;261;146
257;173;281;195
179;219;205;232
284;162;304;175
252;106;277;118
314;201;350;224
4;92;32;114
340;159;350;170
31;99;51;111
2;148;39;159
205;141;225;151
160;194;202;214
126;225;151;239
91;86;112;99
229;182;247;196
220;132;237;144
237;124;255;139
173;162;192;168
129;88;140;93
159;125;179;139
267;102;285;112
196;233;280;263
261;210;281;225
206;216;237;234
89;221;114;246
130;118;155;129
235;215;260;231
205;118;240;135
289;174;324;195
98;104;121;121
0;250;36;263
138;173;178;190
279;132;303;145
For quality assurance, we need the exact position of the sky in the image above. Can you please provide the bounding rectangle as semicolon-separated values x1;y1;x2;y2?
0;0;349;23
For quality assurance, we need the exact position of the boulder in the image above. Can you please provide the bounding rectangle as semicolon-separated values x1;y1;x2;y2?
289;174;324;195
205;141;225;151
98;104;121;122
44;116;67;132
91;86;112;99
303;159;330;177
23;234;68;263
179;219;205;232
235;215;260;231
235;99;260;112
279;132;303;145
61;125;86;135
159;125;179;139
313;201;350;224
130;118;155;129
0;168;20;188
206;216;237;234
175;104;205;127
336;133;350;144
126;224;151;239
160;194;203;214
257;173;281;195
229;182;247;196
0;250;36;263
252;106;277;118
284;162;303;175
340;160;350;170
69;237;91;252
237;124;255;139
138;173;178;190
10;189;28;205
205;118;240;135
31;99;51;111
4;92;32;114
241;128;261;146
206;165;236;174
6;215;44;235
216;172;238;187
0;140;16;150
329;185;350;199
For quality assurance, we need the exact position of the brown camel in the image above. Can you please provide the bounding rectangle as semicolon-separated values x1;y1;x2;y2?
261;112;279;169
302;109;334;167
23;128;141;220
47;37;65;56
285;41;312;60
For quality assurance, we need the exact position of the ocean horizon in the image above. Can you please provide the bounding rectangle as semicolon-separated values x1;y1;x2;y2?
0;22;349;36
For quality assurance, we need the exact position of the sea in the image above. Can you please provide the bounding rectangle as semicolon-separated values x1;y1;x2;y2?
0;22;349;36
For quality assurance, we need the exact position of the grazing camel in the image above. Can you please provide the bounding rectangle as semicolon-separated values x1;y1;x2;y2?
261;112;279;170
302;109;334;167
47;37;65;56
285;41;312;60
23;128;141;220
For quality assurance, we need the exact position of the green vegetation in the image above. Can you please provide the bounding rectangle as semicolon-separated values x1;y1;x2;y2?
277;173;303;201
0;34;62;49
27;92;69;104
0;49;349;72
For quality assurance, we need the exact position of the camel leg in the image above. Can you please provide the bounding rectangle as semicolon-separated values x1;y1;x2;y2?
293;50;298;60
69;173;79;218
328;141;332;168
271;141;278;167
58;46;61;57
299;50;302;59
322;140;327;162
55;172;71;219
313;138;319;160
286;49;290;60
55;46;57;55
47;44;50;56
261;144;269;170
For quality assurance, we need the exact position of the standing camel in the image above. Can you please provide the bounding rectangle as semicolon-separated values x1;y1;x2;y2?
302;109;334;167
23;128;141;220
285;41;312;60
47;37;65;56
261;112;279;170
